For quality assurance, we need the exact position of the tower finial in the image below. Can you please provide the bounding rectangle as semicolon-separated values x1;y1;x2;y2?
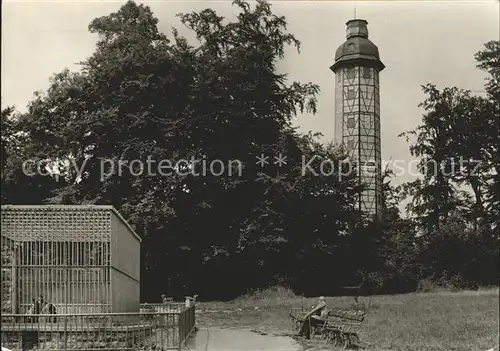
354;3;357;19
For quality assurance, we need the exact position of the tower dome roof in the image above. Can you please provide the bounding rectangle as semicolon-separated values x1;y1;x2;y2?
334;37;380;61
330;19;385;72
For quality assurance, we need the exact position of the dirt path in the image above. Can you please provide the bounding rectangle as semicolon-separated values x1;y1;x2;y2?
193;308;340;351
186;327;303;351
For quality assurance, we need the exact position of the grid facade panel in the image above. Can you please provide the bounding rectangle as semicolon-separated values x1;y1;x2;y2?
334;65;383;219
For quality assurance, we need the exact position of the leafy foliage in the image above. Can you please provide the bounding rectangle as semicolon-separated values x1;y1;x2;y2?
2;1;498;298
399;42;499;232
391;40;500;289
3;0;361;299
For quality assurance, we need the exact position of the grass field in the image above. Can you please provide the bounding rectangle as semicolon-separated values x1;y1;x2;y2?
196;286;499;351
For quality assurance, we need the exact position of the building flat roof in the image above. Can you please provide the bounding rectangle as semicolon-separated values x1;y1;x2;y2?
0;205;142;242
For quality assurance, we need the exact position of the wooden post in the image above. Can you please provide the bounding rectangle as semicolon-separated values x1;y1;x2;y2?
65;268;69;315
178;310;183;350
12;246;17;314
63;314;68;351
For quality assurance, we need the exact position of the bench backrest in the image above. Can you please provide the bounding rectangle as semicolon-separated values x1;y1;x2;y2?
328;309;366;322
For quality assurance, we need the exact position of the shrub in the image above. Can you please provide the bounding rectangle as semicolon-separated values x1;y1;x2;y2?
234;285;297;305
416;279;439;293
359;271;386;294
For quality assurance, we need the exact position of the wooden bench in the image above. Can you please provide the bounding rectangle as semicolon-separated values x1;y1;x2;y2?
323;308;366;349
290;306;367;349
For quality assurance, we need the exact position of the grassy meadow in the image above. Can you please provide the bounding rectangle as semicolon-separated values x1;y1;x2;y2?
196;286;499;351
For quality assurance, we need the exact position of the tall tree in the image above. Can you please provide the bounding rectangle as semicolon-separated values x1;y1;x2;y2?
1;107;62;204
399;85;472;232
400;41;499;232
474;41;500;229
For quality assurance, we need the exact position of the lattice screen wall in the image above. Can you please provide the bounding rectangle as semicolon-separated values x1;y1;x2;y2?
0;205;141;314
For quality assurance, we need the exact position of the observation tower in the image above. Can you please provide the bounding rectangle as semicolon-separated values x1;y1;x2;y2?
330;19;385;220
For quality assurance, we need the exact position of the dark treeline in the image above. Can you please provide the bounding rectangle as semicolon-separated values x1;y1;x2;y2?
1;1;499;301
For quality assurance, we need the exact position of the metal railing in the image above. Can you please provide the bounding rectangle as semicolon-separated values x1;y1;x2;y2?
178;304;196;346
139;303;185;313
1;307;196;350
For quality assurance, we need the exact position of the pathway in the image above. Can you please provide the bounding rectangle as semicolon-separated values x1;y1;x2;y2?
186;327;303;351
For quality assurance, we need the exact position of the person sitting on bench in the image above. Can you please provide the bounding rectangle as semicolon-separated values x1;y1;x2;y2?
27;298;38;322
299;296;329;339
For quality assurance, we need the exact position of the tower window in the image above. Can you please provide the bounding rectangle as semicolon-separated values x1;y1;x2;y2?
363;67;371;79
346;68;355;79
347;88;356;99
347;140;355;150
346;117;355;128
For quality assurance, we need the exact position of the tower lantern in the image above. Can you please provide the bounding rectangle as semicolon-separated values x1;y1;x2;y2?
330;19;384;220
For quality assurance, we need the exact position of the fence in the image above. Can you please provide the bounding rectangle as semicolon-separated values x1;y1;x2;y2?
139;303;184;313
1;307;196;350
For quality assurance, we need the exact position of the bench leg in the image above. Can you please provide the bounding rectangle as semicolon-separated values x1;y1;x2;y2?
331;331;343;347
340;333;349;350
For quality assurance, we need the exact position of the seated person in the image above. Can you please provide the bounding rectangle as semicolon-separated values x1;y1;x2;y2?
27;298;40;322
298;296;329;339
39;296;57;322
26;299;35;322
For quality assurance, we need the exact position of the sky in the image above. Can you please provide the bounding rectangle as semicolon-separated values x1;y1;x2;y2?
1;0;499;190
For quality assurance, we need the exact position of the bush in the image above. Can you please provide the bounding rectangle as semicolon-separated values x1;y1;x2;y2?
416;274;480;293
234;285;297;304
416;279;439;293
439;274;479;291
359;271;386;294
